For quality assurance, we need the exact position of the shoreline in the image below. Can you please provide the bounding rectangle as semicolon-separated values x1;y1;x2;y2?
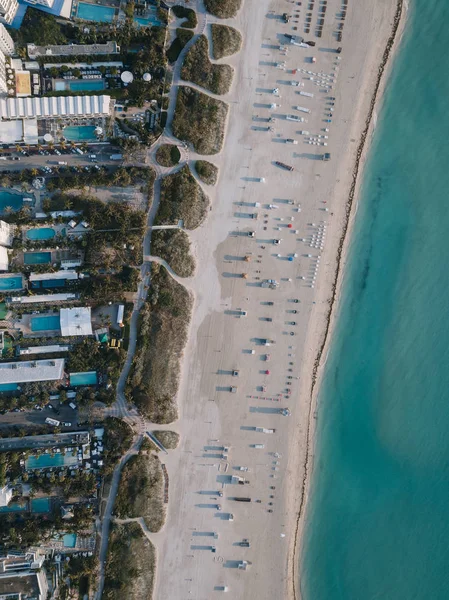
291;1;408;599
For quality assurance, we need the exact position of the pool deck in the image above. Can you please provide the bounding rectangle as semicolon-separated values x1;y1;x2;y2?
18;313;61;338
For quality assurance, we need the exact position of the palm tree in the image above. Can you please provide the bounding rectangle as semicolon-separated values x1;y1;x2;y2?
30;168;38;177
15;144;21;153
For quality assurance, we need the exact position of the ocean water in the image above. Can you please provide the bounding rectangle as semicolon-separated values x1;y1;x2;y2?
301;1;449;599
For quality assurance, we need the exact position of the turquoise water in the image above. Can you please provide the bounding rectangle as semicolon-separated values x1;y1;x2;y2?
70;371;97;386
24;252;51;265
63;125;96;141
0;276;23;290
69;80;105;92
27;228;55;241
31;279;66;289
31;315;60;332
30;497;51;513
0;502;26;513
76;2;115;22
63;533;77;548
0;383;18;392
301;2;449;599
0;189;23;213
26;451;78;469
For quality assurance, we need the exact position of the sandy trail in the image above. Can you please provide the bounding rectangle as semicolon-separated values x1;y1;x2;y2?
150;0;401;598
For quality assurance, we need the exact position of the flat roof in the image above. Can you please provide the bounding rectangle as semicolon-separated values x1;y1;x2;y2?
10;293;77;304
0;572;40;598
0;431;89;452
15;71;31;96
19;344;70;356
60;307;92;337
30;270;78;281
27;41;119;58
0;359;65;384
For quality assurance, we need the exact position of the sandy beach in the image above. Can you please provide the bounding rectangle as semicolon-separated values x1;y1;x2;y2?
150;0;404;598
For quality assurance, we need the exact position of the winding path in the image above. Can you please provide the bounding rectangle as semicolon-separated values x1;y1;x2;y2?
95;2;230;596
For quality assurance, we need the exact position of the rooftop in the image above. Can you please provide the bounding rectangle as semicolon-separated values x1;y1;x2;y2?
0;95;111;121
60;307;92;337
10;293;77;304
0;359;65;384
0;431;90;452
27;41;119;58
29;270;78;282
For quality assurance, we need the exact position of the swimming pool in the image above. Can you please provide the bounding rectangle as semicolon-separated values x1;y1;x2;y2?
0;502;26;513
63;125;97;141
26;451;78;470
31;315;60;332
70;371;97;386
0;275;24;291
134;15;161;26
0;189;23;214
27;228;56;241
69;80;105;92
76;2;115;22
24;252;52;265
30;497;51;513
63;533;77;548
0;383;18;392
31;279;66;289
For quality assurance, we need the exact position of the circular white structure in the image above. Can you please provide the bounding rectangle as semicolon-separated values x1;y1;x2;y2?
95;126;103;136
43;133;53;143
121;71;134;84
143;72;152;82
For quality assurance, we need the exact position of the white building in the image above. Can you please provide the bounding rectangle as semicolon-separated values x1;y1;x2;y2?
0;48;7;95
0;220;12;247
0;358;65;384
0;0;18;25
60;307;92;337
24;0;54;7
0;95;112;121
0;23;14;56
0;484;12;507
29;270;78;283
0;246;8;271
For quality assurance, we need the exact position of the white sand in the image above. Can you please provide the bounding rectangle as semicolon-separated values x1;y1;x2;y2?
151;0;403;598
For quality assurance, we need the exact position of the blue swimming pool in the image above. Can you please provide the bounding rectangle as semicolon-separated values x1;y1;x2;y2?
0;275;23;291
24;252;52;265
76;2;115;22
63;125;97;141
134;15;161;26
27;228;55;241
30;497;51;513
63;533;77;548
31;279;66;289
0;502;26;513
0;189;23;214
0;383;18;392
31;315;60;332
69;80;105;92
70;371;97;386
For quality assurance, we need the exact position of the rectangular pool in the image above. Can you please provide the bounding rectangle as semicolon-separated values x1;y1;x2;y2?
26;451;78;470
69;80;105;92
0;383;18;392
26;228;55;241
30;497;51;513
63;533;77;548
63;125;97;141
0;189;23;214
24;252;52;265
70;371;97;386
0;501;26;513
0;275;24;291
76;2;115;22
31;315;60;332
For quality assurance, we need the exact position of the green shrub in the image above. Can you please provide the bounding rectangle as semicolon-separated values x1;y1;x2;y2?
172;5;197;28
166;27;194;63
211;23;242;59
152;229;196;277
181;35;233;95
204;0;242;19
195;160;219;185
173;86;229;155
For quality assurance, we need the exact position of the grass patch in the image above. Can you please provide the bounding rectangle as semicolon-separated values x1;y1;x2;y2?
154;430;180;449
155;144;181;167
152;229;196;278
172;5;197;28
211;23;242;59
103;418;134;477
181;35;233;95
195;160;219;185
166;27;194;63
103;522;155;600
156;164;209;229
204;0;242;18
173;86;229;155
114;452;165;532
127;264;193;423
